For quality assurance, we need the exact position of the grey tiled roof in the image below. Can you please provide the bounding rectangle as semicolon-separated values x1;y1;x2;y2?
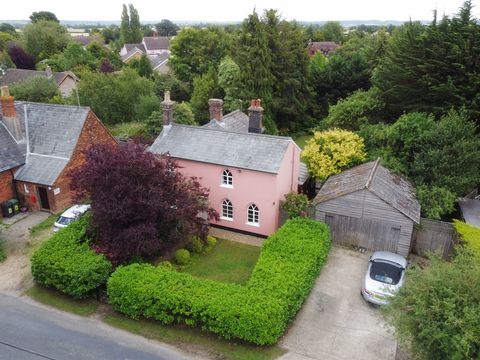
298;162;309;185
312;159;421;223
149;53;169;69
121;47;144;62
149;124;292;174
124;43;146;53
0;69;77;88
0;123;25;172
143;37;169;50
15;154;69;186
203;110;249;133
0;101;90;185
72;35;103;46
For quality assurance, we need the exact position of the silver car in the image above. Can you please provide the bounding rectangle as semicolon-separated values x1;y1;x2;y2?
361;251;407;305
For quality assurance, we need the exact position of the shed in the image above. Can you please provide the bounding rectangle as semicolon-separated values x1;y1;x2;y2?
312;159;420;257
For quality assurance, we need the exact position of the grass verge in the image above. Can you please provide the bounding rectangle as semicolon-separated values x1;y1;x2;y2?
180;239;261;284
293;134;313;149
104;313;285;360
25;285;98;316
29;213;58;238
109;122;146;138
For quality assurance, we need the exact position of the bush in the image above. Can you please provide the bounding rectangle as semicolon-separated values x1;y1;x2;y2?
175;249;191;265
454;220;480;262
383;250;480;359
108;218;331;345
0;242;6;263
31;216;112;299
187;236;204;254
280;192;309;219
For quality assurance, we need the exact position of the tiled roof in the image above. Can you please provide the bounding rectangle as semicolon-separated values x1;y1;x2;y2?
121;47;144;62
312;159;421;223
0;69;77;88
149;124;292;174
149;53;169;69
72;35;103;46
124;43;146;53
203;110;249;133
0;101;90;185
143;36;169;50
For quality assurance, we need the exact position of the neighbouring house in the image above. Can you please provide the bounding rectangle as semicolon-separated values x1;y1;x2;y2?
120;36;171;74
71;35;104;48
307;41;340;57
149;95;301;236
0;86;117;217
0;67;79;97
312;159;421;257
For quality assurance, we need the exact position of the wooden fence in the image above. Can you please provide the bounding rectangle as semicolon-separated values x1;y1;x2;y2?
412;218;458;258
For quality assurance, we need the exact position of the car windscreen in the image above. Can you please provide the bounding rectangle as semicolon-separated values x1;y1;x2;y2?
370;261;403;285
56;216;75;225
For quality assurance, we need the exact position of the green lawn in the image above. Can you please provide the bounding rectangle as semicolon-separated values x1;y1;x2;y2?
25;285;98;316
293;134;313;149
104;313;285;360
180;239;261;284
108;122;146;138
29;213;58;238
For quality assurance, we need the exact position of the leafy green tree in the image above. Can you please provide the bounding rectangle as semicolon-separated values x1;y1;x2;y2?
78;68;155;124
128;4;142;43
29;11;59;23
169;27;230;84
0;32;16;52
314;21;344;43
302;129;367;180
134;94;159;121
280;192;309;219
155;19;179;37
0;23;16;35
129;53;153;78
10;76;59;102
217;56;242;112
383;250;480;360
120;4;130;44
153;73;190;102
190;68;222;124
416;185;456;220
0;51;14;75
23;20;70;61
47;42;96;71
101;25;121;44
145;102;196;137
323;87;385;130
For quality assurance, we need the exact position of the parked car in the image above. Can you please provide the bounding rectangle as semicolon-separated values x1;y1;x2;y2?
53;204;91;232
361;251;407;305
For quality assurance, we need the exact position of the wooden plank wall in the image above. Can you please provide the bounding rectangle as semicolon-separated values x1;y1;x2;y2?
412;218;458;258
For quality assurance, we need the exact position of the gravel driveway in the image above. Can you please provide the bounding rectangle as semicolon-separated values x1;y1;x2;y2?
280;247;397;360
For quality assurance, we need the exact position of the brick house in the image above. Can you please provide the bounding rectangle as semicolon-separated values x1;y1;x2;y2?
307;41;340;57
0;86;116;216
150;94;301;236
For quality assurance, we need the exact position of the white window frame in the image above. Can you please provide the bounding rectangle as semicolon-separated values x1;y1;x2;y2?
246;203;260;226
221;169;233;188
221;199;233;221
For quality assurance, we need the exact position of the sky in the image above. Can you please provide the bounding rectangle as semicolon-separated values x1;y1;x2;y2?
0;0;474;22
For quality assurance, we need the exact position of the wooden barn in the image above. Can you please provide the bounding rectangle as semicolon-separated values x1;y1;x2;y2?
312;159;420;257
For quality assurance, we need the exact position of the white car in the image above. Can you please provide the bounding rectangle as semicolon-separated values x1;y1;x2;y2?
53;204;91;232
361;251;407;305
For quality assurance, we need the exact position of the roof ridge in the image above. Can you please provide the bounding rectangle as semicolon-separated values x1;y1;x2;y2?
365;158;380;189
170;123;293;142
14;101;90;111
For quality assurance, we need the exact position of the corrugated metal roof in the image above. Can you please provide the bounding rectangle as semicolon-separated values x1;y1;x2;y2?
149;124;292;174
203;110;250;133
312;159;421;223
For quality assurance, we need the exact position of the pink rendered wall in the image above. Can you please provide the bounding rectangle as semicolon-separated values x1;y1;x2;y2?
174;141;300;236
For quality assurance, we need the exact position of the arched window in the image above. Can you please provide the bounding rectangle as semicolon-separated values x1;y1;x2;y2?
222;199;233;219
247;203;259;224
222;169;233;186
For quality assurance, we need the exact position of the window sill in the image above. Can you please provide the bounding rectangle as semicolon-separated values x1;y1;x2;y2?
220;184;233;189
246;222;260;227
220;216;233;222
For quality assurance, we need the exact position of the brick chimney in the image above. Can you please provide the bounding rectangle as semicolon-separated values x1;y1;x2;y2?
0;86;23;141
208;98;223;121
161;91;175;126
248;99;263;134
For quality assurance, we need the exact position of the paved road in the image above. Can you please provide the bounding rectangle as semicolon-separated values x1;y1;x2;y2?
0;293;193;360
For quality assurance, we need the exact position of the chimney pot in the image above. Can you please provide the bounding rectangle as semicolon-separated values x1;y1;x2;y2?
1;86;10;97
45;65;53;78
248;98;264;134
161;91;175;126
208;98;223;121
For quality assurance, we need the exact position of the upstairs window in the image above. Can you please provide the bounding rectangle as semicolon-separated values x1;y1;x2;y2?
247;203;259;224
222;169;233;186
222;199;233;219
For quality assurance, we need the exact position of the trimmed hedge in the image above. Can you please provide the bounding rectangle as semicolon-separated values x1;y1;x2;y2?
108;218;331;345
454;220;480;261
31;216;112;299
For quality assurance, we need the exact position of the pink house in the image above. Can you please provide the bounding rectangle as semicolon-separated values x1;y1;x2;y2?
150;95;301;236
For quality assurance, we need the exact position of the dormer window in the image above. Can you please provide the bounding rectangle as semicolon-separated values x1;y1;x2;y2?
222;169;233;187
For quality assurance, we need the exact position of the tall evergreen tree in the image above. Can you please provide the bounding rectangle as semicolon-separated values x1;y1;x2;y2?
120;4;130;44
129;4;143;43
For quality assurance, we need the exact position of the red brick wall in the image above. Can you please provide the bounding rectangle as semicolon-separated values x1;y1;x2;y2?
49;111;117;213
16;181;41;211
0;169;16;212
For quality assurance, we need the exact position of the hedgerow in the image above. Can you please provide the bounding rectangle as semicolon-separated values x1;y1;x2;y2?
108;218;331;345
31;216;112;299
